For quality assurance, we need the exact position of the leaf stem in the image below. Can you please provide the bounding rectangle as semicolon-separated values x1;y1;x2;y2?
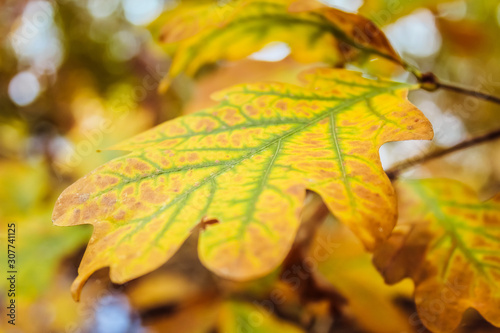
386;128;500;180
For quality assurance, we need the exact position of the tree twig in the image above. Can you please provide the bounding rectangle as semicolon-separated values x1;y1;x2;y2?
417;72;500;105
386;128;500;180
438;82;500;105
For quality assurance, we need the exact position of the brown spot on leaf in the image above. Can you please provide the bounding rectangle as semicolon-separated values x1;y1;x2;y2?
245;104;258;116
188;153;199;162
276;101;288;111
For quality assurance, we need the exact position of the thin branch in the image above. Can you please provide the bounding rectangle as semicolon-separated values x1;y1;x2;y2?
438;82;500;105
386;128;500;180
416;72;500;105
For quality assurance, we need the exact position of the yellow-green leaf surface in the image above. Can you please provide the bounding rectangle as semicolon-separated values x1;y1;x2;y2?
156;1;237;43
373;179;500;332
52;68;433;300
159;0;402;90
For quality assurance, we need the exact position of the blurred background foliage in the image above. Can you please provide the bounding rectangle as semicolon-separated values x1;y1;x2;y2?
1;0;500;332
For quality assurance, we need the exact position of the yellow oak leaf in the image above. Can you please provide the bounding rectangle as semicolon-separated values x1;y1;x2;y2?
373;179;500;332
52;68;433;300
159;0;402;91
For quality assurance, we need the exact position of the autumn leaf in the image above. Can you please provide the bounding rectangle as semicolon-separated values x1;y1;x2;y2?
373;179;500;332
159;0;402;91
52;68;433;300
185;58;306;113
157;1;238;44
311;217;414;333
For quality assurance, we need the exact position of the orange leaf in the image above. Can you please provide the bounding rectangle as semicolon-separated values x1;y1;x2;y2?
374;179;500;332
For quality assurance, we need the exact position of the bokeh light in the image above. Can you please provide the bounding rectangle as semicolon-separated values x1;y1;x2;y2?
87;0;121;19
249;42;291;62
385;9;442;58
9;1;63;74
8;71;41;106
321;0;364;12
122;0;164;25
